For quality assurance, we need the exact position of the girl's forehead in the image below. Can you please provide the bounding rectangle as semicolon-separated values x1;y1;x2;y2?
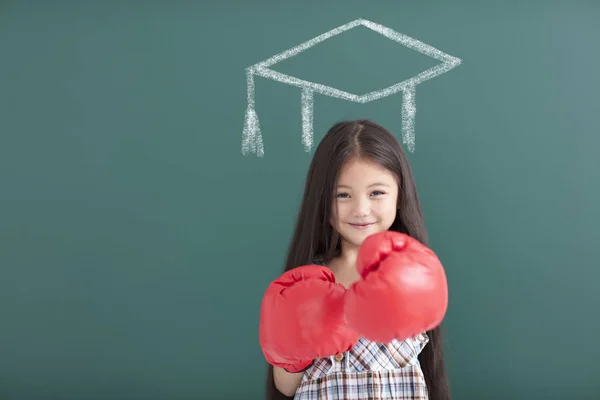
337;161;396;187
338;158;392;176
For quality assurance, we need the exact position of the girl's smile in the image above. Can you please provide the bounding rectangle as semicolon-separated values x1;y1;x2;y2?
349;222;375;230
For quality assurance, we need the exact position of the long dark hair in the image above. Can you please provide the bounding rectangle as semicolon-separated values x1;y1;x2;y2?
265;119;451;400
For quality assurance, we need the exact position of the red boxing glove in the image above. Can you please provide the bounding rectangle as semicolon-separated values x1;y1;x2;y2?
259;265;359;372
345;231;448;343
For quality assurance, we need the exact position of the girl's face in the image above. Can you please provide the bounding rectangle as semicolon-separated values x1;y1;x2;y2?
330;157;399;251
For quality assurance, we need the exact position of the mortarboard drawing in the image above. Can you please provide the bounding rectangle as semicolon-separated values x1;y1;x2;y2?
241;18;462;157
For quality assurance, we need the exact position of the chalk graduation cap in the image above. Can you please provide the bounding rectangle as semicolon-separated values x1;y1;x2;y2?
242;18;462;157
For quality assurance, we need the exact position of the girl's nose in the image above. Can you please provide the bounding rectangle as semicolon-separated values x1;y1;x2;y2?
353;198;371;217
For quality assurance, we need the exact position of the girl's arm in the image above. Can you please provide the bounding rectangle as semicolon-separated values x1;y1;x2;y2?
273;366;304;397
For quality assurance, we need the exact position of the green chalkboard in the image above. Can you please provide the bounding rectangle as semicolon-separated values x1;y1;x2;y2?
1;1;599;399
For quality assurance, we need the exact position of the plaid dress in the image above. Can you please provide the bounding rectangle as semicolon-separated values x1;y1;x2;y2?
294;334;429;400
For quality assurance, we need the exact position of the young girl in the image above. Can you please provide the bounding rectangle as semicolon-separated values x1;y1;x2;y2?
261;119;450;400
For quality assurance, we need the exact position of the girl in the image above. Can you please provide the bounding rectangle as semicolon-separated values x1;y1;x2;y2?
264;119;450;400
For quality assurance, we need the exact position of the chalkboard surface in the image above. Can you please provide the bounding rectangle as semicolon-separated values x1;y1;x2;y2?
1;1;599;399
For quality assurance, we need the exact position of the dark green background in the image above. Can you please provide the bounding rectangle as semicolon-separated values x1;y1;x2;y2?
1;1;599;399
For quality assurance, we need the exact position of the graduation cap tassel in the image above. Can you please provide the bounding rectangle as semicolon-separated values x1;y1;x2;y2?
401;85;417;153
301;88;314;152
242;69;264;157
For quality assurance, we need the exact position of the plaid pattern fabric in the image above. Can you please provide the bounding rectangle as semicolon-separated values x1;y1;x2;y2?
294;334;429;400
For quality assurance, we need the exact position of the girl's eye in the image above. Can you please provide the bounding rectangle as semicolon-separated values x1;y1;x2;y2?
371;190;385;196
337;193;349;198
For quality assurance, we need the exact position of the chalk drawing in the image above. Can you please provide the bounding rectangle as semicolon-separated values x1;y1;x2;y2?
242;18;462;157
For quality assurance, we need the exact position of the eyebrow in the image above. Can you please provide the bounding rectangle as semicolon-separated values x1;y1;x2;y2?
337;182;391;189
